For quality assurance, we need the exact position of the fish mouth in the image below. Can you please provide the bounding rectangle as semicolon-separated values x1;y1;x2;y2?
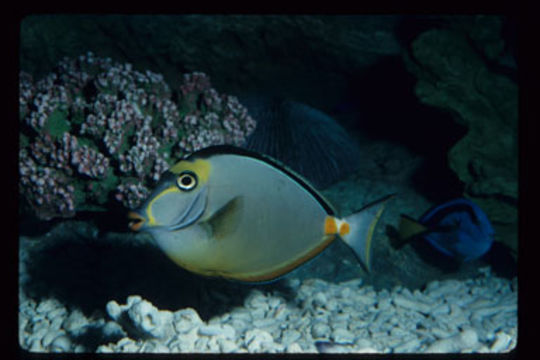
167;186;208;232
128;211;146;231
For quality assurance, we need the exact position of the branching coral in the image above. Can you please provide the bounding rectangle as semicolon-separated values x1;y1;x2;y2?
19;52;256;220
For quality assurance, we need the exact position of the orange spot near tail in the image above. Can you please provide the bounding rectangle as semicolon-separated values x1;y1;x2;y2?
325;216;338;235
339;222;350;237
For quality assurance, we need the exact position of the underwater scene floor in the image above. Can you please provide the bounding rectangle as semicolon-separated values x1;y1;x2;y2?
20;268;517;353
18;174;518;354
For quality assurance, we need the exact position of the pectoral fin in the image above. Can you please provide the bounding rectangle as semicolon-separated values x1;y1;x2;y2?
202;196;244;240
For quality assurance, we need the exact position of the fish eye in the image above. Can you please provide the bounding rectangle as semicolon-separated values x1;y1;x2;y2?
177;171;197;191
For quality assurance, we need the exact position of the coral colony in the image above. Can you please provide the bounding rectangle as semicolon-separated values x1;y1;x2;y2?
19;52;256;220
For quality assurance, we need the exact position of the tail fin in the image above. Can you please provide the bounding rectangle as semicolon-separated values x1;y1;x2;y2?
398;215;429;242
341;194;394;272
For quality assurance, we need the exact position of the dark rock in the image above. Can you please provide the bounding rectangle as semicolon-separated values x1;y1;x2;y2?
405;17;518;255
20;15;402;113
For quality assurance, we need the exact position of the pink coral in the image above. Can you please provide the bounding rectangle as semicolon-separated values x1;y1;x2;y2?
19;52;256;219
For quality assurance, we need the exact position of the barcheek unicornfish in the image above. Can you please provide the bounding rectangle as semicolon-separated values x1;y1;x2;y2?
128;145;392;283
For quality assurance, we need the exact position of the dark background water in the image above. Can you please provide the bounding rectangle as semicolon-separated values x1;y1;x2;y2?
18;14;518;294
19;14;517;200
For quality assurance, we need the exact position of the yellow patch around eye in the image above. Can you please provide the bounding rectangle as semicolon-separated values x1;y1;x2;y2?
169;159;211;185
324;216;337;235
339;222;350;237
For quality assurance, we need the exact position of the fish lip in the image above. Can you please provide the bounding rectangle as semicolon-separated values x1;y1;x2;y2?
128;211;146;231
167;186;208;232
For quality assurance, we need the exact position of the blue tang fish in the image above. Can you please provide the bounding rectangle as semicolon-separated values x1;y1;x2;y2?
398;198;495;261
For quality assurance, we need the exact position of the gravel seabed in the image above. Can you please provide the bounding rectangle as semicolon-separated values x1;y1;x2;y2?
19;266;517;353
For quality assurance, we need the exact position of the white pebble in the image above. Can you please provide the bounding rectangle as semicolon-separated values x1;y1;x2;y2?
392;295;432;314
127;299;172;338
331;328;355;344
340;287;352;298
50;335;72;352
472;304;515;321
253;317;278;329
50;316;64;331
103;321;126;338
29;325;48;342
312;292;327;307
198;324;223;336
460;328;479;348
36;299;60;314
250;307;266;320
311;322;331;339
431;303;450;316
280;328;301;346
47;307;67;321
376;297;392;311
468;297;495;310
139;340;158;353
106;300;122;320
332;313;350;323
431;326;454;339
325;298;339;311
245;329;274;352
286;278;301;289
194;337;209;350
173;308;203;333
231;308;252;322
117;337;140;352
286;342;303;353
340;278;363;288
393;337;421;352
390;326;411;338
198;324;235;339
29;337;44;352
171;328;199;352
443;304;469;328
413;289;435;304
426;279;464;299
354;346;380;353
41;330;64;348
273;303;289;320
62;309;89;335
317;342;351;353
268;297;282;309
490;331;513;352
355;294;376;306
355;338;374;348
245;291;268;310
218;338;238;352
425;329;478;353
229;318;249;332
96;344;114;353
148;341;170;353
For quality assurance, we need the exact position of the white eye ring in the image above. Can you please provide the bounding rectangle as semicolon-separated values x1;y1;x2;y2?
177;171;197;191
